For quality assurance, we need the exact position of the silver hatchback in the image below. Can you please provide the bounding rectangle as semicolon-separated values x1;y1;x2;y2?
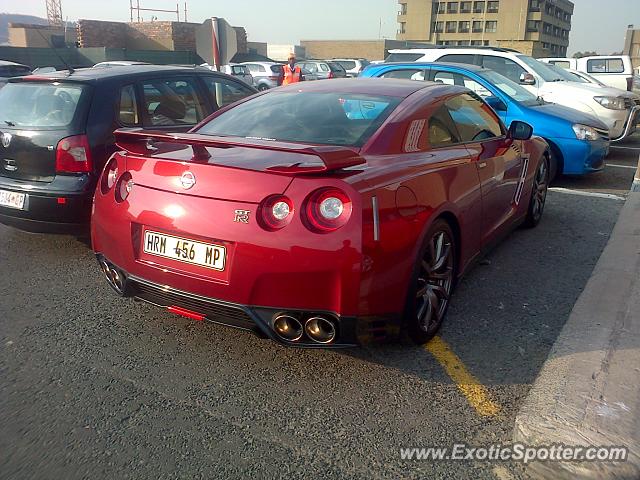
241;62;284;90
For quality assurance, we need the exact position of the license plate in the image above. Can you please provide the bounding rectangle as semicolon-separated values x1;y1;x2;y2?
0;190;26;210
143;230;226;271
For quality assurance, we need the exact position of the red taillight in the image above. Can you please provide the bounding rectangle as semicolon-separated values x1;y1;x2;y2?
328;71;334;79
55;134;92;173
626;77;633;92
115;172;133;203
168;306;205;322
303;188;352;233
258;195;293;231
100;158;118;194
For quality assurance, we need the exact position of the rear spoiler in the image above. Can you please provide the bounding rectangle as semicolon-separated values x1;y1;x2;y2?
114;128;365;173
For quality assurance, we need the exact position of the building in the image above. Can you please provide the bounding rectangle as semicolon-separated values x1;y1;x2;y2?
8;22;77;48
267;44;306;61
397;0;573;57
623;25;640;73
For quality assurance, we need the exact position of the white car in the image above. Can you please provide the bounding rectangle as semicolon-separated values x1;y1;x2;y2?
540;56;635;92
201;63;254;87
387;48;639;141
329;58;370;77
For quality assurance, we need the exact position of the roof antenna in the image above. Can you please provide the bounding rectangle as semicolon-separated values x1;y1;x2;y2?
34;26;75;75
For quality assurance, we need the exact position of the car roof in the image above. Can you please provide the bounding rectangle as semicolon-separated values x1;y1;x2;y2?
277;77;452;97
376;61;487;72
0;60;30;68
389;48;523;57
15;65;220;84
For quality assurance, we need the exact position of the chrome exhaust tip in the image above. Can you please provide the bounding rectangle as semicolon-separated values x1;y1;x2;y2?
305;316;337;344
272;314;304;342
108;266;125;294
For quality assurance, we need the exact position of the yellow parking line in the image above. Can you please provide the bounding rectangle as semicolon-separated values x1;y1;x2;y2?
425;336;501;417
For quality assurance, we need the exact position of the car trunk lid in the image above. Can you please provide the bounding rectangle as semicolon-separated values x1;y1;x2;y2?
116;129;365;202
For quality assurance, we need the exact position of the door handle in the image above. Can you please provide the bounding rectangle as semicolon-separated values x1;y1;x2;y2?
478;162;488;169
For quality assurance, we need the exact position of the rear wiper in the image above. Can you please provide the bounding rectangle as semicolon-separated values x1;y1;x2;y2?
3;120;16;126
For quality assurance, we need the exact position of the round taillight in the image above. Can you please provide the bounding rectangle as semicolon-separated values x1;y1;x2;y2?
115;172;133;203
259;195;293;230
304;188;352;233
100;158;118;194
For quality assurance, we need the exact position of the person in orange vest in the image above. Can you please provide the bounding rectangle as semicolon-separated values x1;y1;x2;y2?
281;53;304;86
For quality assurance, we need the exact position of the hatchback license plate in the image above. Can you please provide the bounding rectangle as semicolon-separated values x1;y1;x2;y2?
0;190;26;210
143;230;226;271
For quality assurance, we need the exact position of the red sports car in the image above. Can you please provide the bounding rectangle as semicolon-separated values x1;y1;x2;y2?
92;78;549;348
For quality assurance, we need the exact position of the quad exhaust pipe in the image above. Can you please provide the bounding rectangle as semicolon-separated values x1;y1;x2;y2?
272;313;337;344
97;256;127;295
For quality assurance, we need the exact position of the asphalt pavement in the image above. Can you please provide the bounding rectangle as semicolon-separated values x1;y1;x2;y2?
1;134;639;480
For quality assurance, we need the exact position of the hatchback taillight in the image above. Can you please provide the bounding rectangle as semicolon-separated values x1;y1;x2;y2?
259;195;294;231
303;188;352;233
55;134;92;173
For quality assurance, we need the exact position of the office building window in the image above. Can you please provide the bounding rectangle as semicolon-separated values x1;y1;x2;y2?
563;12;571;22
473;1;485;13
437;2;446;14
457;40;470;45
472;20;484;32
399;22;406;34
527;20;540;32
529;0;541;11
487;1;499;13
470;40;484;46
485;21;497;33
543;22;552;34
434;21;444;33
458;20;470;32
447;2;459;13
399;3;407;15
559;46;567;56
460;1;472;13
446;21;457;33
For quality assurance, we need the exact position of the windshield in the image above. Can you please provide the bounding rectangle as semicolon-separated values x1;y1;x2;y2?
477;70;539;104
517;55;565;82
546;64;583;82
385;53;423;62
196;91;401;147
0;82;87;128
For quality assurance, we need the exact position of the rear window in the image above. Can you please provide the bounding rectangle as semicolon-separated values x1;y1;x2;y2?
336;61;356;70
196;91;401;147
328;62;346;73
270;65;283;74
385;53;424;62
0;82;87;128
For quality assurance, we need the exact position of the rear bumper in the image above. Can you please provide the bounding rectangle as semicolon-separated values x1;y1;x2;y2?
95;254;386;348
552;137;608;175
0;174;93;233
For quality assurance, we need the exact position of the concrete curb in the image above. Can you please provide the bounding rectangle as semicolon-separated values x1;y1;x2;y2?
513;191;640;479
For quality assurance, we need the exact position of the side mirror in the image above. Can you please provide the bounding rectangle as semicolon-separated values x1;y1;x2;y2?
519;72;536;85
485;96;507;111
509;121;533;140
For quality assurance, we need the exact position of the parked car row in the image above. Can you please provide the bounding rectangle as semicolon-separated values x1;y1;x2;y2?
383;48;639;144
0;48;633;349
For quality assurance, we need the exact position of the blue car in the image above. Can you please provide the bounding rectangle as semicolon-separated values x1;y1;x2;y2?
360;62;610;178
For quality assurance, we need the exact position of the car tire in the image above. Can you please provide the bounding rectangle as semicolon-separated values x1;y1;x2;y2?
402;219;457;345
258;84;269;91
523;154;549;229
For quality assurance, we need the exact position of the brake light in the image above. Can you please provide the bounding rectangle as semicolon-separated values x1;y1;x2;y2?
328;71;334;79
115;172;133;203
100;158;118;194
259;195;293;231
303;188;352;233
55;135;92;173
626;77;633;92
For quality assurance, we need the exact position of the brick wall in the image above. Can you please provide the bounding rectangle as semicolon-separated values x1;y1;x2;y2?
301;40;387;61
171;22;198;51
78;20;126;48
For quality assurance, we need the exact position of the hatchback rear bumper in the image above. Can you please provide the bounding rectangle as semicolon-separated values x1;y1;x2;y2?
0;174;93;233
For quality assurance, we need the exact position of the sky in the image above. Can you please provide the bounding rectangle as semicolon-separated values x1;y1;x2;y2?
2;0;639;55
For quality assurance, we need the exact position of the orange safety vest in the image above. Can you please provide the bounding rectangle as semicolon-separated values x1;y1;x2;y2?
282;64;302;85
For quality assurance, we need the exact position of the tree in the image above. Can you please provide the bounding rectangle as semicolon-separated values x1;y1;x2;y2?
572;51;599;58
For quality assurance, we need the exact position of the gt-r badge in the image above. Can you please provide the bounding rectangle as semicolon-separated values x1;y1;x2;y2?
180;171;196;189
234;210;250;224
1;132;12;148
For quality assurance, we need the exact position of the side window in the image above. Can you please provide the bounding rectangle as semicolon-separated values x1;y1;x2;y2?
433;71;459;86
587;58;624;74
380;69;425;80
445;93;503;142
480;56;526;83
437;54;476;65
202;76;254;109
319;64;330;72
428;106;461;147
118;84;139;126
141;78;206;127
550;60;571;69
